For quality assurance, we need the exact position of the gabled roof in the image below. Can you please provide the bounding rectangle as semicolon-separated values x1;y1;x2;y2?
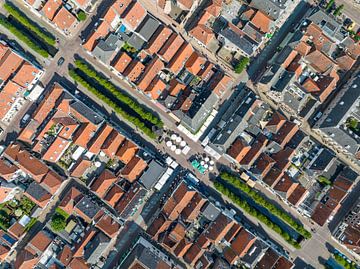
95;212;121;237
189;24;215;46
168;43;194;74
41;0;61;20
75;196;101;223
144;76;167;100
205;213;234;242
0;157;18;181
227;137;251;163
28;230;52;253
158;33;184;63
101;129;125;157
60;187;83;215
137;56;164;91
103;184;124;207
123;59;145;82
88;124;113;154
122;1;147;30
185;52;207;76
121;156;147;183
83;21;113;51
57;245;73;266
116;139;138;164
250;10;272;33
42;136;71;163
112;51;132;74
12;62;41;88
25;181;52;208
14;247;39;269
145;26;173;55
52;7;77;31
0;43;23;82
91;169;118;198
41;170;63;195
70;158;92;178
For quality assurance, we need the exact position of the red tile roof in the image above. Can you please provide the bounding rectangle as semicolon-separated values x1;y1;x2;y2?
205;213;234;243
121;156;147;183
28;231;52;253
41;170;63;195
83;21;112;51
70;158;92;178
250;10;272;33
144;76;167;100
123;59;145;83
112;52;132;74
122;1;146;30
272;121;298;148
12;62;41;88
91;169;118;198
266;111;286;133
227;137;251;163
168;43;194;74
137;56;165;91
189;24;215;46
103;184;124;207
185;52;207;75
59;187;83;215
116;140;138;164
58;245;73;266
181;192;206;221
41;0;62;20
240;134;268;166
95;212;121;237
101;129;125;158
88;124;113;154
145;26;173;55
42;136;71;163
158;34;184;63
52;7;77;31
0;157;18;181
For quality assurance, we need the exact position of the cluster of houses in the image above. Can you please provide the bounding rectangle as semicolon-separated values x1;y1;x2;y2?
82;0;233;140
0;41;43;125
145;180;294;269
24;0;91;35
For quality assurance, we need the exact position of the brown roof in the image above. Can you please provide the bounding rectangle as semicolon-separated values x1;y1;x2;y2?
333;176;353;191
305;49;337;74
287;184;307;207
252;153;275;178
266;111;286;133
70;158;92;178
0;157;18;181
4;143;48;182
59;187;83;215
146;213;171;239
273;256;294;269
227;137;251;163
8;222;25;239
41;0;61;20
183;243;204;266
271;147;295;171
231;229;256;257
41;170;63;195
137;56;165;91
121;156;147;183
52;7;77;31
328;185;347;203
145;26;173;55
263;167;284;188
336;53;356;71
273;174;298;199
68;257;89;269
103;184;124;207
311;203;333;226
112;51;132;74
181;192;206;222
88;124;113;154
14;248;39;269
168;223;186;242
123;60;145;82
95;212;121;237
240;134;268;166
198;61;214;81
162;182;196;220
101;129;125;158
28;231;52;253
255;248;279;269
272;121;298;148
57;245;73;266
294;41;311;56
205;0;222;17
73;229;97;258
205;213;234;242
224;223;242;243
122;1;146;30
250;10;272;33
158;34;184;63
116;140;138;164
173;239;192;258
91;169;118;198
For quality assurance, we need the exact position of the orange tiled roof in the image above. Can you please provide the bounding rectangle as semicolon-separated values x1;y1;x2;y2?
146;26;173;55
28;230;52;253
91;169;118;198
112;0;133;17
189;24;214;46
70;158;92;178
11;62;40;88
88;124;113;154
144;76;167;100
41;0;62;20
0;46;23;82
42;136;71;163
122;1;146;30
57;245;73;266
68;257;89;269
72;122;98;148
227;138;251;163
95;212;121;237
250;10;272;33
41;170;63;194
168;43;194;74
83;21;113;51
116;139;138;164
0;157;18;181
72;0;91;8
0;81;24;120
112;51;132;73
137;56;164;91
103;184;124;207
59;187;83;215
14;248;38;269
168;79;186;96
123;59;145;82
205;0;222;17
185;52;207;75
101;129;125;157
158;34;184;63
52;7;77;31
121;156;147;182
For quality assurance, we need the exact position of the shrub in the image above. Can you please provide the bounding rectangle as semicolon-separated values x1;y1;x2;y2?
318;175;332;186
74;59;163;127
334;253;357;269
213;181;301;248
77;10;87;21
69;68;157;139
333;4;344;16
234;57;250;74
326;0;335;11
220;172;311;239
0;16;49;57
3;2;55;46
51;214;66;231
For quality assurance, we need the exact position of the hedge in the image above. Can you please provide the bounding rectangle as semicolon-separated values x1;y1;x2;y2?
214;181;301;249
69;68;157;139
0;16;49;57
220;172;312;239
74;59;163;127
3;2;55;46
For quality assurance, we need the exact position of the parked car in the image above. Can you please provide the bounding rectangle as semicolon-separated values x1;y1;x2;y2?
57;57;65;66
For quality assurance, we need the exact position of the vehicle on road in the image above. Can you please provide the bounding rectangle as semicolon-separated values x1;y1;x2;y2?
57;57;65;66
21;114;31;125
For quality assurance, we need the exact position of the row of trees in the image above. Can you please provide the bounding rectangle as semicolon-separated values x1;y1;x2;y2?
69;68;157;139
333;253;357;269
0;16;49;57
74;59;163;127
3;2;56;46
214;181;301;249
220;172;312;239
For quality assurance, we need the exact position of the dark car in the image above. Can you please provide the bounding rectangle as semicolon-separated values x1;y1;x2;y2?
57;57;65;66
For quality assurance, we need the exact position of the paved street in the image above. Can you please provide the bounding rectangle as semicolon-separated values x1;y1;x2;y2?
1;0;359;268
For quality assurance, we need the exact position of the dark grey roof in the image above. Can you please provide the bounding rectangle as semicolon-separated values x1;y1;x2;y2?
139;160;166;189
136;15;161;42
219;27;256;56
309;148;335;172
250;0;287;20
128;34;146;51
182;91;219;133
260;64;283;85
93;40;116;63
75;197;101;220
70;101;103;125
26;182;50;202
241;239;268;267
242;22;263;43
201;202;221;221
274;46;293;66
340;167;358;182
84;232;110;264
271;70;295;92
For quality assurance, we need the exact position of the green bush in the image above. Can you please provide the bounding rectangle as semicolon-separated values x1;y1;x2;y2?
77;10;87;21
0;16;48;57
220;172;311;239
69;68;157;139
333;4;344;16
51;214;66;231
3;2;55;46
334;253;357;269
214;181;301;248
326;0;335;11
234;57;250;74
74;59;163;128
55;207;70;220
318;175;332;186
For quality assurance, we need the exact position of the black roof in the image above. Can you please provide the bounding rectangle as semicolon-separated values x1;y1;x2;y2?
75;197;101;220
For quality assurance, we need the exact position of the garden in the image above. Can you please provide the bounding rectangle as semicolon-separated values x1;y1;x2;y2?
50;207;70;232
0;196;36;231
